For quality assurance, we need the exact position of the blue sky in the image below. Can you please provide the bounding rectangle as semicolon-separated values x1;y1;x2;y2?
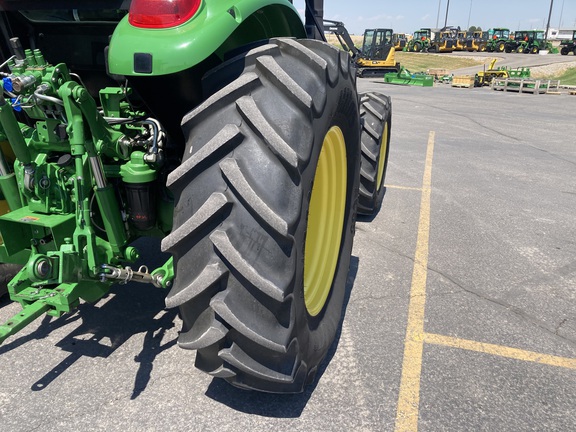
292;0;576;35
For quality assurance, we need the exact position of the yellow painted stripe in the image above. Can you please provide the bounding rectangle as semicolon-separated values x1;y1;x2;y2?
385;184;423;192
395;131;435;432
424;333;576;370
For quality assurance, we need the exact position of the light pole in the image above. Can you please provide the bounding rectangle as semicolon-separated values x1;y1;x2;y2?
467;0;473;30
436;0;442;28
545;0;554;43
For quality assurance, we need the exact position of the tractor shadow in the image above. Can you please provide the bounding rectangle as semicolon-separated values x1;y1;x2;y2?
0;238;177;398
204;255;360;417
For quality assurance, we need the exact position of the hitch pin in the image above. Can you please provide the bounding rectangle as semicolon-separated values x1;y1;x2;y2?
99;264;163;288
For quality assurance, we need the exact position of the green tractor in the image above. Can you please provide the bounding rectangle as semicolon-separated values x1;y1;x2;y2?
408;29;432;52
560;30;576;55
0;0;392;394
505;31;528;53
486;28;511;52
523;30;548;54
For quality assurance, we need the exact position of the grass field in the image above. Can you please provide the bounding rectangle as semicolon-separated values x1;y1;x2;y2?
550;67;576;85
395;52;488;72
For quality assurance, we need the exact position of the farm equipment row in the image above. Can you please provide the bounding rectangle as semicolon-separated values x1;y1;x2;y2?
404;27;561;54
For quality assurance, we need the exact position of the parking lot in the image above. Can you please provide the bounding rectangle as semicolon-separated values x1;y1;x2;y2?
1;79;575;431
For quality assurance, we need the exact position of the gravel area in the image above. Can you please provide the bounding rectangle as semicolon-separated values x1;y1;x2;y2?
530;61;576;78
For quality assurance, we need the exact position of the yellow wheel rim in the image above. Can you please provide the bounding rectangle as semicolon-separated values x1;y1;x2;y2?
376;121;389;190
304;126;347;316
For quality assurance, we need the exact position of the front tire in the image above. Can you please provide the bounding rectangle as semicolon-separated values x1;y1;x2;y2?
357;92;391;215
162;38;361;393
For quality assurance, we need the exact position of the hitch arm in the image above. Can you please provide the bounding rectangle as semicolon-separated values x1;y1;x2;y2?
0;301;49;345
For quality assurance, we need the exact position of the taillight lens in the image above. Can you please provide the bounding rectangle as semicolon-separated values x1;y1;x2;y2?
129;0;201;29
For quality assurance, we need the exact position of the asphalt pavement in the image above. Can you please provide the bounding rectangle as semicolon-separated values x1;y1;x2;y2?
0;76;575;431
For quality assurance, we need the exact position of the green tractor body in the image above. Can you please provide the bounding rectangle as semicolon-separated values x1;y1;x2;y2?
486;28;510;52
0;0;393;393
506;30;528;53
522;30;547;54
509;30;552;54
407;29;432;52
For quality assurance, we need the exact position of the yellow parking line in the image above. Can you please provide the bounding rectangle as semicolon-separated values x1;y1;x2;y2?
424;332;576;370
385;184;423;192
395;131;435;432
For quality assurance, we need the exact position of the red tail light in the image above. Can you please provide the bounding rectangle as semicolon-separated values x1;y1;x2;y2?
129;0;201;29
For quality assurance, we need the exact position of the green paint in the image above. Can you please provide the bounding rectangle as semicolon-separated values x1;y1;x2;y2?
384;68;434;86
108;0;304;76
0;0;308;344
120;151;157;184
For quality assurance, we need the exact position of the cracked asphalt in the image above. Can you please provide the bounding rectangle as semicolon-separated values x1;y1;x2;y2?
0;78;575;431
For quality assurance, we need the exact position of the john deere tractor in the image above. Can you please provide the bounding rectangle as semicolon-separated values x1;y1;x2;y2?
560;30;576;55
505;31;528;53
0;0;392;394
518;30;547;54
408;29;432;52
486;28;511;52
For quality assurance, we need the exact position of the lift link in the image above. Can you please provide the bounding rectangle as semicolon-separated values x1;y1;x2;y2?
99;263;169;288
0;258;174;345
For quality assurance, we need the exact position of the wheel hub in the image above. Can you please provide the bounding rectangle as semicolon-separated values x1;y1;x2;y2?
304;126;347;316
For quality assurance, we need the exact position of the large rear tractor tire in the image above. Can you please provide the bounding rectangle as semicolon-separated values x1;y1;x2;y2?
162;38;361;393
357;92;391;216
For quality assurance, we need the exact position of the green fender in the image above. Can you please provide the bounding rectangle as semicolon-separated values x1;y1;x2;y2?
108;0;306;77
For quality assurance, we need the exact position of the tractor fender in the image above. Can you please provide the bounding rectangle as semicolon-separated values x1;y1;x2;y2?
108;0;305;76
